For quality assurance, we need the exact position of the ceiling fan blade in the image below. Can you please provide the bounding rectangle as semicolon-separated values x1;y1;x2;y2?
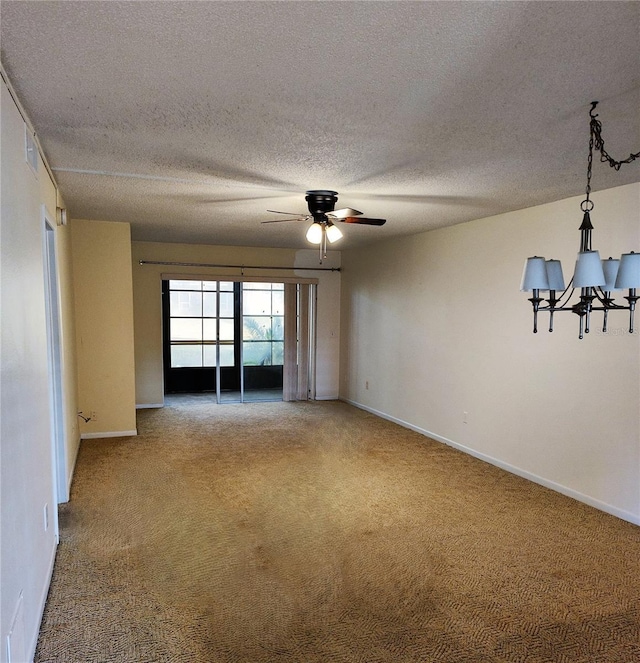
261;217;308;224
267;209;306;216
327;207;363;219
341;217;387;226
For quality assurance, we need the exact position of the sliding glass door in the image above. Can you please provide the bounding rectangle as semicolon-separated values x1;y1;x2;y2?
162;278;314;403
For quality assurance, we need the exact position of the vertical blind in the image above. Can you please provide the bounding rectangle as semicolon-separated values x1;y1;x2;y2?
283;283;314;402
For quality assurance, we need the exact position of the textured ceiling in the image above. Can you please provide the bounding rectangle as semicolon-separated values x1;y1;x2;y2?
1;1;639;250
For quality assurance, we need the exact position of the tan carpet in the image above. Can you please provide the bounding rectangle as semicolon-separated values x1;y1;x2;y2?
36;397;639;662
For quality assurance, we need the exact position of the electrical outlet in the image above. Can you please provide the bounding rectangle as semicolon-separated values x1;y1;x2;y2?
90;410;97;421
43;504;49;532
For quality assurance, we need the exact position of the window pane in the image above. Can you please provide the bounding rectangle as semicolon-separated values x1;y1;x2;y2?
203;343;234;367
219;318;234;341
219;344;235;367
220;292;234;317
171;345;203;367
220;281;234;291
170;318;202;341
271;316;284;341
272;341;284;365
203;344;215;367
243;316;271;340
170;291;202;317
203;319;217;341
272;291;284;315
170;280;202;291
272;282;284;290
243;291;272;315
204;344;234;367
203;292;217;317
203;281;217;291
243;341;272;366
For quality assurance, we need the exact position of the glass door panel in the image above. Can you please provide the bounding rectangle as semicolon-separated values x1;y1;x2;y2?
164;279;240;399
242;282;284;402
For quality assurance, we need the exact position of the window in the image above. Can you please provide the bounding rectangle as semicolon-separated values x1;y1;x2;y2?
167;280;235;368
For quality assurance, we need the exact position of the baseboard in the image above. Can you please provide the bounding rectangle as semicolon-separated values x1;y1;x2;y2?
80;429;138;440
27;535;57;663
342;398;640;526
64;435;81;501
136;403;164;409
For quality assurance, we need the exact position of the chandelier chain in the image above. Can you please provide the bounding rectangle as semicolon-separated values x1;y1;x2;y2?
589;101;640;171
583;101;640;209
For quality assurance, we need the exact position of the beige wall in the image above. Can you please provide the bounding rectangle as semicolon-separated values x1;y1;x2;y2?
71;219;137;436
131;242;341;406
340;183;640;524
1;77;79;663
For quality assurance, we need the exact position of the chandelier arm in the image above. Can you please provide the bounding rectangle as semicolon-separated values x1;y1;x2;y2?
537;281;576;312
588;303;631;311
591;287;630;310
536;286;632;313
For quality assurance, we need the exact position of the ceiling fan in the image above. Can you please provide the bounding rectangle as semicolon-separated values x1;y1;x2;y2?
262;190;386;262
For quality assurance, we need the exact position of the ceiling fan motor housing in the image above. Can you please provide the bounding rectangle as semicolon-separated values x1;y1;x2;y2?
306;190;338;221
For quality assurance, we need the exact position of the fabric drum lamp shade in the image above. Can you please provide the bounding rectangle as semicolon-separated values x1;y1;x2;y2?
601;258;621;291
521;257;549;291
545;259;565;291
615;252;640;289
573;251;606;288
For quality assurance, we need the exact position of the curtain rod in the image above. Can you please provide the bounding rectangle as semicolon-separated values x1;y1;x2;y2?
138;260;340;272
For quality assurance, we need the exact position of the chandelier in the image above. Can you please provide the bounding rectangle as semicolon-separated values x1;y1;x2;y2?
521;101;640;338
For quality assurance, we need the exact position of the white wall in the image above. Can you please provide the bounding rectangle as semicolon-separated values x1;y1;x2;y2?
71;219;137;437
131;241;341;406
340;184;640;524
1;78;78;663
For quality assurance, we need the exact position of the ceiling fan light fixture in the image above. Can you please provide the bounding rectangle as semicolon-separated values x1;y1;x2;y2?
264;190;386;263
306;222;323;244
326;223;343;243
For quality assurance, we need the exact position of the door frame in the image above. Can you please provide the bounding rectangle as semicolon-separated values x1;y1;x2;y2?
42;207;66;532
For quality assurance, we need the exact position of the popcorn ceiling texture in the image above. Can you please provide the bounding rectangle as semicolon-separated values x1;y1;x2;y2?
1;1;639;249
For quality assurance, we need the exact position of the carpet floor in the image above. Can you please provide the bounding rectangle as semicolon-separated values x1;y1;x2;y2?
35;398;639;662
